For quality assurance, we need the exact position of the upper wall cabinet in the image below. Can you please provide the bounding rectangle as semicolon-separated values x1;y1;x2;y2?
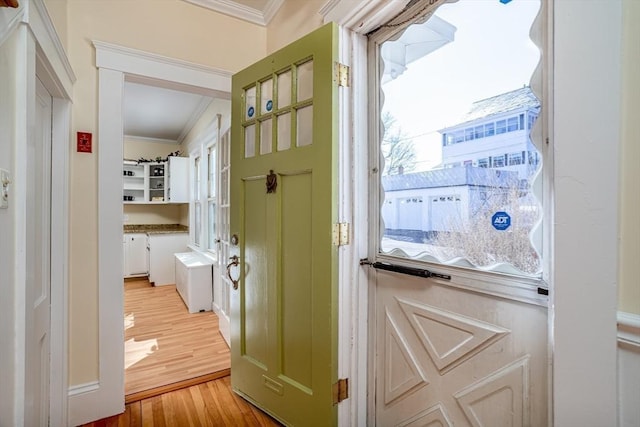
123;157;188;204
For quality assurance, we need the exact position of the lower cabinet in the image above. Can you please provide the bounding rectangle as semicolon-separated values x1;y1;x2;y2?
175;252;213;313
147;233;188;286
123;233;148;278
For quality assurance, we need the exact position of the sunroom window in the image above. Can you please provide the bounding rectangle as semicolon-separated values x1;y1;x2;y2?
373;0;543;276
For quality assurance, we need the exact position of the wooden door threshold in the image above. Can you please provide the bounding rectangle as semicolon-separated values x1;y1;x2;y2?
125;368;230;404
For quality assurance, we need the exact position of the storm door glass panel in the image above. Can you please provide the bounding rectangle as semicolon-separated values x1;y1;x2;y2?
376;0;542;276
297;60;314;101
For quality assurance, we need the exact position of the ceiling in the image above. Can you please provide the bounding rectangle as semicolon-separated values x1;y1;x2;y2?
123;81;213;144
123;0;284;145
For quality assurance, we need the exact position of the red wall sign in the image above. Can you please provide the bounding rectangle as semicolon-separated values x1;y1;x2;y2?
77;132;92;153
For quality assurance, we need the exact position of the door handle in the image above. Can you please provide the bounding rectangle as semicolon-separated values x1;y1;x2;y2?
226;255;239;290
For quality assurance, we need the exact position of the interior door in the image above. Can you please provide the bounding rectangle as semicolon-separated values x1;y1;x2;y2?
230;23;339;426
25;77;52;426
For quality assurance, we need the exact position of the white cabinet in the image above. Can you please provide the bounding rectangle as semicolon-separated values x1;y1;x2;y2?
123;157;188;204
175;252;213;313
123;162;145;203
167;157;188;203
123;233;148;277
148;233;188;286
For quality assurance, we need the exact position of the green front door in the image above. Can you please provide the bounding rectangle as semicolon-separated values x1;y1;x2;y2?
230;23;339;426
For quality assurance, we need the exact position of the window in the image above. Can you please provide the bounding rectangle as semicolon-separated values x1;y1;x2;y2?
492;155;505;167
484;122;495;137
474;125;484;139
193;155;201;247
373;0;543;276
508;152;524;166
207;144;217;251
464;127;474;141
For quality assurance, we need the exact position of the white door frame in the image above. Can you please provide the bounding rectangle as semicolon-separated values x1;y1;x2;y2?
322;0;621;424
72;41;231;426
0;1;74;426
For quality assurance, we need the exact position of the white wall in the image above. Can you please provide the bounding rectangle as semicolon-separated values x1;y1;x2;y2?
553;0;621;424
0;22;22;427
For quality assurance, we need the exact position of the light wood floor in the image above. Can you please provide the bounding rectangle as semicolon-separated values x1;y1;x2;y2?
80;376;282;426
125;278;230;398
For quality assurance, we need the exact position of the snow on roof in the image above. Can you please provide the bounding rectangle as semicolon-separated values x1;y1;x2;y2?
382;166;519;192
460;86;540;123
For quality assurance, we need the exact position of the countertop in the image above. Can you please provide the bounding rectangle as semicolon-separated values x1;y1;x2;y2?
124;224;189;234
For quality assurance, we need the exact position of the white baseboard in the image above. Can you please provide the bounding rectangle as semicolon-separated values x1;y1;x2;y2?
68;381;99;397
618;311;640;349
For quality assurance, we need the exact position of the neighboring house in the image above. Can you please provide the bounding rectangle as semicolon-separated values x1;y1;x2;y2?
383;87;539;241
382;166;519;241
440;86;541;180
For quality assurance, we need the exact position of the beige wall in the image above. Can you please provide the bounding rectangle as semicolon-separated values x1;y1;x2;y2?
266;0;324;54
43;0;68;50
123;204;183;225
179;204;189;227
61;0;267;385
182;98;231;148
124;137;182;161
619;0;640;315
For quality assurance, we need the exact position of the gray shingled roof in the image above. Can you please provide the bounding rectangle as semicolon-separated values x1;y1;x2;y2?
382;167;519;191
460;86;540;123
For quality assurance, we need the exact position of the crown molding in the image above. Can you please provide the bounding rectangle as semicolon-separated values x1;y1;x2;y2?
182;0;284;26
93;40;232;97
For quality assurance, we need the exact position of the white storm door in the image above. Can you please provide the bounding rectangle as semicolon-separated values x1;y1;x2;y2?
25;77;53;426
367;1;550;425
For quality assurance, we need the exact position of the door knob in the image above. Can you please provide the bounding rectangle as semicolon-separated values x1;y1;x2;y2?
226;255;239;290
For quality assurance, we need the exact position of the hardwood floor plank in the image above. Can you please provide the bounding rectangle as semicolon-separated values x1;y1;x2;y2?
80;376;281;427
125;279;230;396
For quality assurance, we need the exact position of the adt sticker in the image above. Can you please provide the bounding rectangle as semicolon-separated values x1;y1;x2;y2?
492;211;511;231
248;106;255;118
266;100;273;111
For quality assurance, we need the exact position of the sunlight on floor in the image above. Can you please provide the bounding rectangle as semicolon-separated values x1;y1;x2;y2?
125;337;158;369
124;312;135;330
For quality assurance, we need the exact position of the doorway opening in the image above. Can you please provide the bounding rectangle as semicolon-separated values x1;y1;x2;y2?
95;40;233;413
120;77;231;399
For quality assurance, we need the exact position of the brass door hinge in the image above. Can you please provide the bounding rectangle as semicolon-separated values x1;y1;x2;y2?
332;378;349;405
336;62;350;87
332;222;350;246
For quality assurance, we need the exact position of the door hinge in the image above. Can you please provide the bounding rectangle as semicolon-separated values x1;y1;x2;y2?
332;222;350;246
332;378;349;405
336;62;350;87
